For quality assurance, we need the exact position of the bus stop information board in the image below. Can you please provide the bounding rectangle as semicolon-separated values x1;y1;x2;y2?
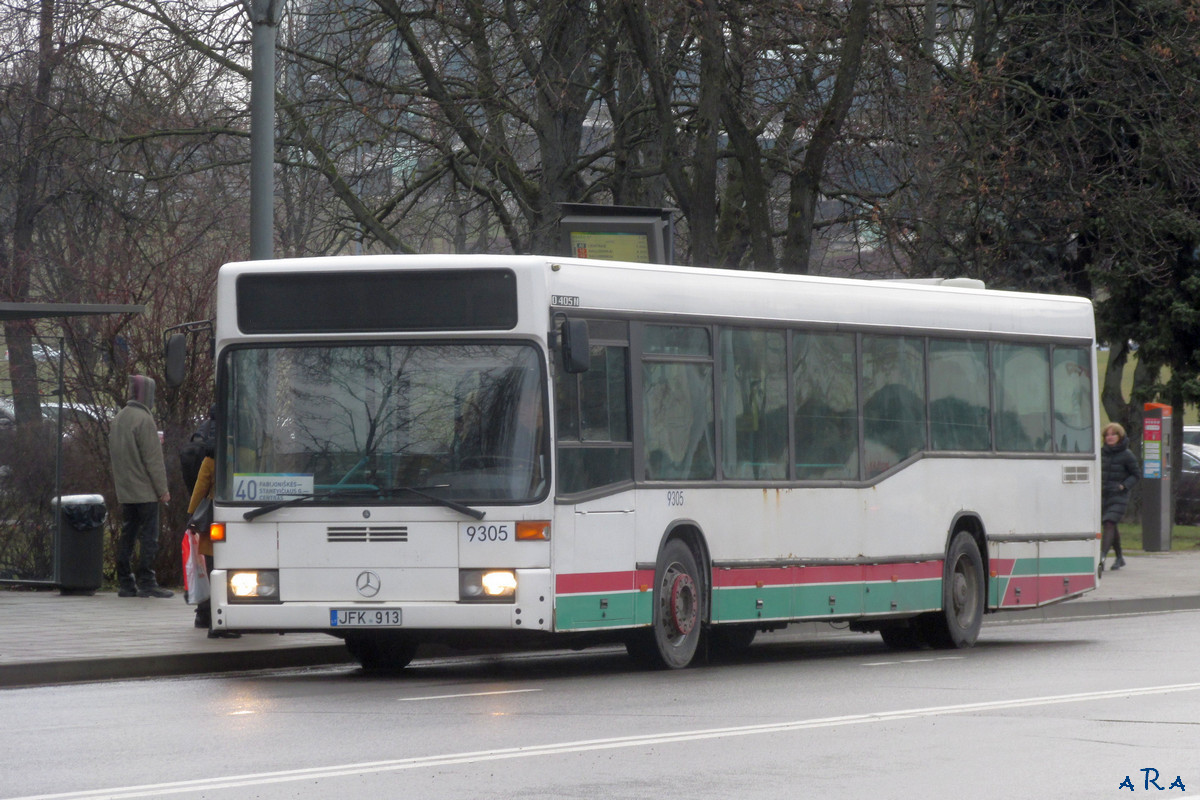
1144;416;1162;479
569;231;651;263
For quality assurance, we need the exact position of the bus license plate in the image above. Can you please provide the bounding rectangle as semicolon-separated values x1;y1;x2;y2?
330;608;402;627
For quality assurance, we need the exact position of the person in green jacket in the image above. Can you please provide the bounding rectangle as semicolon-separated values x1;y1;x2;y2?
109;375;173;597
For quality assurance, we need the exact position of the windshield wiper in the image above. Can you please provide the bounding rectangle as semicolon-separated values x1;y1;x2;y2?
377;485;485;520
242;484;485;521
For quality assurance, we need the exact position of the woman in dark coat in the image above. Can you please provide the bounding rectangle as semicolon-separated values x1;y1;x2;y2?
1101;422;1139;572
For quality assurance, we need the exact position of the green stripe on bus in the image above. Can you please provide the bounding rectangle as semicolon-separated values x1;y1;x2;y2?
709;579;943;624
1009;559;1040;576
863;580;942;614
555;592;641;630
555;558;1093;630
711;586;793;621
1007;555;1094;578
1038;556;1096;574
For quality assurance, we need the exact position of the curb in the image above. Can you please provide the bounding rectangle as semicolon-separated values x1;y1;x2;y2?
0;643;354;689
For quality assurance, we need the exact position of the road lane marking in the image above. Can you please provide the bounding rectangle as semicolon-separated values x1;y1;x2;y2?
862;656;966;666
11;681;1200;800
398;688;541;702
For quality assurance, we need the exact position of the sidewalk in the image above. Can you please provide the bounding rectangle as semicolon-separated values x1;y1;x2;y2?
2;550;1198;689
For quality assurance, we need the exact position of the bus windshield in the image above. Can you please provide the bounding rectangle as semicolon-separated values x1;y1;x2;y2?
219;342;547;506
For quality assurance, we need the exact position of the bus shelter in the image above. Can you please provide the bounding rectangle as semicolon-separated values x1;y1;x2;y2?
1;301;144;590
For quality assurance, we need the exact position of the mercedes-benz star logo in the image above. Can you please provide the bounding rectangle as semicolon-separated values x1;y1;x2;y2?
356;570;381;598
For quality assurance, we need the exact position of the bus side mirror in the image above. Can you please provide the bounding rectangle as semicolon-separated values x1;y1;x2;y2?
560;318;590;374
164;333;188;388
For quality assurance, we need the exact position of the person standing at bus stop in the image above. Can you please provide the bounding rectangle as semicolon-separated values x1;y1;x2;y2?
1100;421;1138;573
109;375;173;598
186;406;240;638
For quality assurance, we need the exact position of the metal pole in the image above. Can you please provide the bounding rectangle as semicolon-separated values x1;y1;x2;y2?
250;0;283;260
52;337;64;585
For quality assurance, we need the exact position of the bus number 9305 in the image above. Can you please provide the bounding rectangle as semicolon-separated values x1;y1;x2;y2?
461;523;512;543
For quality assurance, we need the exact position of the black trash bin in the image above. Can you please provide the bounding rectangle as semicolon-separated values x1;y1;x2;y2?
53;494;107;595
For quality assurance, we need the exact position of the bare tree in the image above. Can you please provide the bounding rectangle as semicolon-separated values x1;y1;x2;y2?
1;0;252;582
1;0;59;424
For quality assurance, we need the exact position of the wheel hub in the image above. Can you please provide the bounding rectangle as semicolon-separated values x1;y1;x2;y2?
668;573;697;636
952;573;968;609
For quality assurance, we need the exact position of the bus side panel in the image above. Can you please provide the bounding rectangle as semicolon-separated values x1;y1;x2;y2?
710;562;942;624
551;457;1098;631
989;541;1042;608
1035;538;1099;604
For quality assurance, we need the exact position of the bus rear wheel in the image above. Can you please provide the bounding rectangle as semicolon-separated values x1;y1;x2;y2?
344;632;418;673
922;532;984;648
629;539;704;669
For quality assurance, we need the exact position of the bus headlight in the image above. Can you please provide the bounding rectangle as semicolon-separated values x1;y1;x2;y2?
228;570;280;603
459;569;517;603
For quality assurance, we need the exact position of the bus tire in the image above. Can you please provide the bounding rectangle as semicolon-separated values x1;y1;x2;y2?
344;632;418;673
645;538;704;669
923;532;984;649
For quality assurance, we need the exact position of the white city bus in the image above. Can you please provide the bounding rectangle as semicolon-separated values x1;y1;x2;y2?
169;254;1100;670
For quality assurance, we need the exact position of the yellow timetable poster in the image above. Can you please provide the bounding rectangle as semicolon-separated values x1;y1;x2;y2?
570;231;651;263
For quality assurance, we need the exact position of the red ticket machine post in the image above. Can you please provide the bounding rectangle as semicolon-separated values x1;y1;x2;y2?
1141;403;1172;552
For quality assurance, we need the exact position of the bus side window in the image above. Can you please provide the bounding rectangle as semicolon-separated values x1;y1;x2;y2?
1053;346;1094;453
993;343;1052;452
643;325;715;481
793;331;858;480
556;343;632;494
929;339;990;451
720;328;787;479
862;336;926;478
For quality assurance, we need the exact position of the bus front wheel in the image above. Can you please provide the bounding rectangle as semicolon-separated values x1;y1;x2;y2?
922;532;984;648
631;538;704;669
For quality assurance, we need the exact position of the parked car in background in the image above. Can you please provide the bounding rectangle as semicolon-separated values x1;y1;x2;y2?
39;401;114;424
3;343;60;362
0;398;114;435
1184;426;1200;446
1177;444;1200;524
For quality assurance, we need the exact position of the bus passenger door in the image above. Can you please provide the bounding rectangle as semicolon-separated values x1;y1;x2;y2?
559;496;636;628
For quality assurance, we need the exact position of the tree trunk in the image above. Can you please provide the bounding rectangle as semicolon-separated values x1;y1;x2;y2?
780;0;874;274
3;0;57;424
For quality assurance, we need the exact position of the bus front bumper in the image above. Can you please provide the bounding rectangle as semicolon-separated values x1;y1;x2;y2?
209;568;555;634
